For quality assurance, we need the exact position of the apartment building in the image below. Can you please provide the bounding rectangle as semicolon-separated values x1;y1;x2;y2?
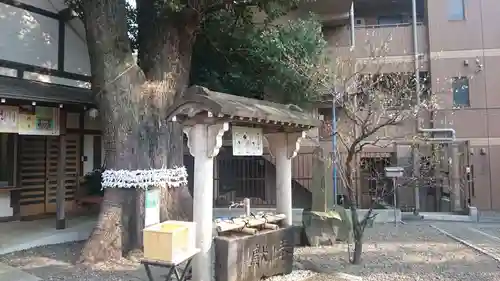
301;0;500;211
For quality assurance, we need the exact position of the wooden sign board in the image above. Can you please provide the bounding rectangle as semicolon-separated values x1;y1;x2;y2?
18;107;60;136
214;227;294;281
145;188;160;227
0;106;19;133
232;126;263;156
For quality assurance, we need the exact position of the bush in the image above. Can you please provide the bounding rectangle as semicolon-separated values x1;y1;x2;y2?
81;167;104;196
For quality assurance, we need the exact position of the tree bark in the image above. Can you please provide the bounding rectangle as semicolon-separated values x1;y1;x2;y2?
78;0;149;263
349;205;364;264
78;0;201;263
344;151;364;265
351;233;363;264
137;2;198;222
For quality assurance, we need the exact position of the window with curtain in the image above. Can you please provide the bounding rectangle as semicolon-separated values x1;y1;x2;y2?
448;0;465;20
452;76;470;107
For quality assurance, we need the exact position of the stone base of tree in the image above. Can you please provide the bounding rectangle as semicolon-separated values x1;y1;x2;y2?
334;206;354;242
302;210;344;246
214;227;294;281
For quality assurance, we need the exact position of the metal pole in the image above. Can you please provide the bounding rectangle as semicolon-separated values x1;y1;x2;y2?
333;0;355;208
332;99;337;207
411;0;422;215
450;144;461;211
411;0;420;101
243;198;251;217
350;2;355;47
393;178;398;228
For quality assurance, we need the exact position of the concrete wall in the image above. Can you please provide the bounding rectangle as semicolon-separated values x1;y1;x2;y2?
325;24;428;61
426;0;500;210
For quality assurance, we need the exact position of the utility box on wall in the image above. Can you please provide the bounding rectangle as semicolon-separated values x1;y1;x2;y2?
384;167;404;178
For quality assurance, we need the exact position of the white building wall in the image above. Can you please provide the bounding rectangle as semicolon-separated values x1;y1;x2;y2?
0;67;17;78
0;195;13;217
83;135;94;175
84;113;102;173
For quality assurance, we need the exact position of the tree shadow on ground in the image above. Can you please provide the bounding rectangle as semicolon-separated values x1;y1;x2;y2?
298;241;500;281
0;241;157;281
297;222;500;281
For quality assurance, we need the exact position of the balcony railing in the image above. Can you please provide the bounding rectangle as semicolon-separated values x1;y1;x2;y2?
326;23;428;60
300;0;353;18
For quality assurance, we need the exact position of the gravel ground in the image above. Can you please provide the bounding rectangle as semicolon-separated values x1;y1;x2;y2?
295;222;500;281
0;241;315;281
1;222;500;281
0;242;144;281
265;270;316;281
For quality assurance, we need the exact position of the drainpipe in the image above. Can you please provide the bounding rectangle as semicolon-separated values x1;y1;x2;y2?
350;2;355;47
411;0;422;215
332;1;355;208
332;94;337;208
411;1;459;213
412;0;420;101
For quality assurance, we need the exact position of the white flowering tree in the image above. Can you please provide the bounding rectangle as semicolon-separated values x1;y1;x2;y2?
296;48;437;264
328;59;433;264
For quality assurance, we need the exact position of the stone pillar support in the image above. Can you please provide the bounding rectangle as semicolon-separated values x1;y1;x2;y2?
311;146;332;212
184;122;229;281
266;132;305;226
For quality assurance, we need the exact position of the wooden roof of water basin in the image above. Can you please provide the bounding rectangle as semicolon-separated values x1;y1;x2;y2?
166;85;321;133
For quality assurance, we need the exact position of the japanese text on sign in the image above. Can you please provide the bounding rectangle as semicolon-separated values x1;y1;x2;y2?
248;240;292;268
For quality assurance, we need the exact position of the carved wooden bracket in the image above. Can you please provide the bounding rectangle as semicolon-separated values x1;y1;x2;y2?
207;122;229;158
183;123;229;158
183;126;194;157
266;131;306;159
287;131;306;159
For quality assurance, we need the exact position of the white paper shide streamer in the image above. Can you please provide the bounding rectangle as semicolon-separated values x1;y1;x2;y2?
101;167;188;189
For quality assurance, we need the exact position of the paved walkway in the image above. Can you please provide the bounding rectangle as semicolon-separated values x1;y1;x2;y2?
431;222;500;261
0;262;40;281
0;216;97;281
0;216;96;255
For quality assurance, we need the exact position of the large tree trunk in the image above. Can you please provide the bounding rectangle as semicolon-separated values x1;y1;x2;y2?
137;2;198;222
78;0;149;263
78;0;200;264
